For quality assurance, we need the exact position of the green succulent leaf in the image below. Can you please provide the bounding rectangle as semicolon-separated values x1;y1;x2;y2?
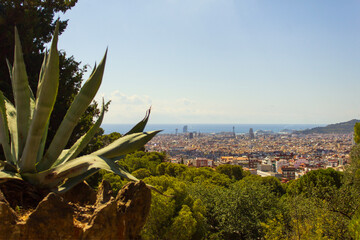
20;22;60;173
36;121;49;164
39;50;107;171
25;155;138;189
4;60;18;163
51;99;106;168
0;92;14;165
124;107;151;136
12;27;31;158
53;169;98;193
0;170;21;181
29;85;35;117
36;50;48;99
8;57;35;119
90;62;97;76
53;155;137;193
0;20;160;195
33;53;49;165
4;97;18;164
93;130;161;159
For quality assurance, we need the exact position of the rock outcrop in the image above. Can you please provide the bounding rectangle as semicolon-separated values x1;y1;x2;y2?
0;180;151;240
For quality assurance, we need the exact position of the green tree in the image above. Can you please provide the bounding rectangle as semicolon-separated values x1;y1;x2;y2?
141;189;176;240
0;1;77;98
0;0;103;154
216;164;244;181
287;168;343;199
188;182;225;238
354;122;360;144
141;175;208;240
276;162;360;240
117;151;165;175
181;167;232;187
242;175;285;196
343;144;360;238
191;199;208;240
132;168;151;179
344;144;360;189
156;162;187;177
215;179;280;239
277;194;352;240
349;213;360;239
165;205;197;240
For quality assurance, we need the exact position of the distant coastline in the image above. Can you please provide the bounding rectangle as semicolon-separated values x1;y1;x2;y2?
101;123;325;135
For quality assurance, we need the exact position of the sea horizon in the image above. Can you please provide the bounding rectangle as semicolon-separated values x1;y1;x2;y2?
101;123;326;135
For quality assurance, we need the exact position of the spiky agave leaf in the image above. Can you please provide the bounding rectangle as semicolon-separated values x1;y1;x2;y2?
97;108;154;162
0;91;14;165
23;155;138;189
26;130;159;191
33;52;50;165
53;169;98;193
124;107;151;136
51;99;106;168
38;51;107;171
93;130;161;158
7;57;35;118
0;20;162;194
53;159;137;194
20;22;60;173
36;50;48;99
0;170;21;181
36;121;49;164
12;27;31;159
3;96;18;165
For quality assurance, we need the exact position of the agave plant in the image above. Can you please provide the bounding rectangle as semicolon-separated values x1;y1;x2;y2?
0;22;160;193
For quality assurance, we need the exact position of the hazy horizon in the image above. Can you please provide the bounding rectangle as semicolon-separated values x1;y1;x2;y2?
102;122;329;125
101;122;326;134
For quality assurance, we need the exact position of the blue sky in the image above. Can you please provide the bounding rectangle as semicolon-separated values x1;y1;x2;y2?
58;0;360;124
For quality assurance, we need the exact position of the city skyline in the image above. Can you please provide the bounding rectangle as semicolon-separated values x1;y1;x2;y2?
58;0;360;124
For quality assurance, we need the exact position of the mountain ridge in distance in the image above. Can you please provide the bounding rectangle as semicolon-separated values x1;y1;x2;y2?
296;119;359;134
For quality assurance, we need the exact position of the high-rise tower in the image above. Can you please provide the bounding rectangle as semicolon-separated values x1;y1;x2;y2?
249;128;255;139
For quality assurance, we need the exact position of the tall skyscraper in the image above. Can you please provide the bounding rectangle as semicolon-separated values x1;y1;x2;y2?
183;125;188;133
189;132;194;139
249;128;255;139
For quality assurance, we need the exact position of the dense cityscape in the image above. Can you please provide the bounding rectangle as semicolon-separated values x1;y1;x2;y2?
146;126;352;182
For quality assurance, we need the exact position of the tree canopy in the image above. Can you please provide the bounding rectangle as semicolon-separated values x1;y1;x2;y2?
0;0;102;152
91;149;360;239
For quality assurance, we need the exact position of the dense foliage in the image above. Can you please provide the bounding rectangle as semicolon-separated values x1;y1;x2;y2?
98;147;360;240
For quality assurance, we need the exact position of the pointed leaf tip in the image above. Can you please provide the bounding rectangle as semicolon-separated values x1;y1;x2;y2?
51;20;60;49
124;107;153;136
14;27;20;43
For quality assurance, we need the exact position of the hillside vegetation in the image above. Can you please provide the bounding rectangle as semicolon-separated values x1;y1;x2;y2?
297;119;359;134
91;149;360;240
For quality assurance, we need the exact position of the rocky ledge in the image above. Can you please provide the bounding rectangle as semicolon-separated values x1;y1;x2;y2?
0;180;151;240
